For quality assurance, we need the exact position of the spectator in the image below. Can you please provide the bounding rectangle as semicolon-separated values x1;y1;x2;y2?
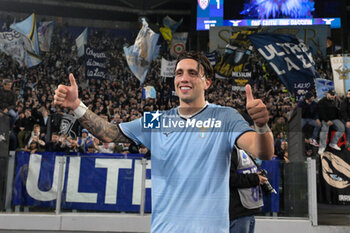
65;137;81;153
297;92;321;147
0;79;17;126
17;109;35;148
45;132;65;152
275;140;289;162
25;141;43;154
139;144;148;154
229;148;265;233
272;116;287;139
317;90;344;154
93;138;115;153
340;89;350;148
110;113;122;124
27;124;46;150
86;144;97;153
77;129;93;153
36;107;50;140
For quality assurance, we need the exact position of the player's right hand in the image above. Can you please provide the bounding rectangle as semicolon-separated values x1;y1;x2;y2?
54;73;80;110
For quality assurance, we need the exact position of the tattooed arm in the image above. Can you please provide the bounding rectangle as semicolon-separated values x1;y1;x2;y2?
54;74;132;144
79;109;131;143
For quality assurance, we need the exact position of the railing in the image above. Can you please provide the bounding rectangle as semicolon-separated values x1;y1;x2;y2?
3;151;317;224
255;158;316;224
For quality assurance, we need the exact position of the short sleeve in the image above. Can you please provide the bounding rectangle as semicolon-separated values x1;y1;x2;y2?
226;108;255;150
119;117;151;150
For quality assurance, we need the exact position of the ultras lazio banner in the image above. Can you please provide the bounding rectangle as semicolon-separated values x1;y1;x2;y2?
248;33;318;98
13;152;152;212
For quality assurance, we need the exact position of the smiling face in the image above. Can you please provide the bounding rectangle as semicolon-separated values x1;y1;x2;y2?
174;59;211;108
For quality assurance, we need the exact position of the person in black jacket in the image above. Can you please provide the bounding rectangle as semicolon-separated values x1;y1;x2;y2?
45;132;66;152
297;92;321;147
317;90;345;154
230;148;267;233
0;79;17;126
340;89;350;147
17;109;36;148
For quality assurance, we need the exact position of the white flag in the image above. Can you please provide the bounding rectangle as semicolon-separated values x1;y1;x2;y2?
76;27;88;57
0;31;26;66
170;32;188;57
161;58;176;77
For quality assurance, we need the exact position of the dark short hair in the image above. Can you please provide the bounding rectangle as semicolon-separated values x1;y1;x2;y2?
3;79;12;85
175;51;214;80
327;90;335;96
305;92;313;100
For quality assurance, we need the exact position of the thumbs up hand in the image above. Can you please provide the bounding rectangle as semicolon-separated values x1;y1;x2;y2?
54;73;80;110
245;84;269;127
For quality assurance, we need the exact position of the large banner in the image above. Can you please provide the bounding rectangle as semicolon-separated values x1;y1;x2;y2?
249;33;317;98
330;54;350;95
0;30;26;66
319;149;350;205
13;152;152;212
85;47;107;79
210;25;329;57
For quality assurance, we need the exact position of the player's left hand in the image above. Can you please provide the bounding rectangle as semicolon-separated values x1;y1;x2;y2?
245;84;269;127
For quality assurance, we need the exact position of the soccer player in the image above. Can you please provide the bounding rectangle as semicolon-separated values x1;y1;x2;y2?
54;51;274;233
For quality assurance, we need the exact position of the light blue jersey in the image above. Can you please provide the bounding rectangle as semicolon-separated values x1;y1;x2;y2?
119;103;253;233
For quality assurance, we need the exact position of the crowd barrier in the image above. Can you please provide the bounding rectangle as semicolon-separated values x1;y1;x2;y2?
11;152;152;213
7;151;306;216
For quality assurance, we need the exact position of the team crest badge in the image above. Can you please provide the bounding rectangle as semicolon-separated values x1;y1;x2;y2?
198;0;209;10
199;127;207;138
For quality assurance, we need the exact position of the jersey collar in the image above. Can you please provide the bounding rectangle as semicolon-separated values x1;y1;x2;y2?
177;101;209;119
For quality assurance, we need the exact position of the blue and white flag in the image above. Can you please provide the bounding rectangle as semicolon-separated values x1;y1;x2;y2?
38;21;54;52
163;16;183;33
76;27;88;57
124;18;160;84
315;78;334;100
0;30;26;66
330;54;350;95
248;33;318;96
142;86;157;99
206;51;217;66
10;13;41;67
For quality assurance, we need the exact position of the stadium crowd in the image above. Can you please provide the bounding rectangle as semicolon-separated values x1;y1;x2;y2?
0;17;338;160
